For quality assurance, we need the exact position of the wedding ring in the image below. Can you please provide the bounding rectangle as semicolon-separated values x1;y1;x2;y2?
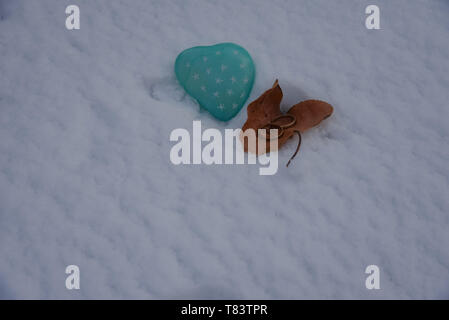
270;114;296;129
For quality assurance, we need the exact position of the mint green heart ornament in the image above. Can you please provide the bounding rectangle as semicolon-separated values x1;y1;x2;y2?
175;43;255;121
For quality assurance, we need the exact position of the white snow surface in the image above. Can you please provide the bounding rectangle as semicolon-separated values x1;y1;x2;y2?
1;0;449;299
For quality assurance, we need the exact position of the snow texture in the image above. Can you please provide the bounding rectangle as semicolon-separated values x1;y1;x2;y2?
1;0;449;299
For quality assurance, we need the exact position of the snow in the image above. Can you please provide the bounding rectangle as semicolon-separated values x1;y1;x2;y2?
1;0;449;299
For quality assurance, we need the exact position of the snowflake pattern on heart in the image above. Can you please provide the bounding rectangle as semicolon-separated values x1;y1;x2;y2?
175;43;255;121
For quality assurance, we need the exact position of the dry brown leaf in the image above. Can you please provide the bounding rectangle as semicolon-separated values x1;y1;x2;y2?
242;79;283;134
240;80;333;166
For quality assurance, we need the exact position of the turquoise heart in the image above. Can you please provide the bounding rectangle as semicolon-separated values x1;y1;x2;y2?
175;43;255;121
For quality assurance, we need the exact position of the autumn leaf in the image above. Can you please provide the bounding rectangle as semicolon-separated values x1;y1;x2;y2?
240;80;333;166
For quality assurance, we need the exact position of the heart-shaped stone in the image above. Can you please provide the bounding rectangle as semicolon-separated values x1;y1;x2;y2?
175;43;255;121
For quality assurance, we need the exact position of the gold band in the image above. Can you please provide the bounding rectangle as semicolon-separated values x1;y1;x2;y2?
270;114;297;129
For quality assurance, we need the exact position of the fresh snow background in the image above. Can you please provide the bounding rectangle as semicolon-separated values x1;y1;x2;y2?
1;0;449;299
